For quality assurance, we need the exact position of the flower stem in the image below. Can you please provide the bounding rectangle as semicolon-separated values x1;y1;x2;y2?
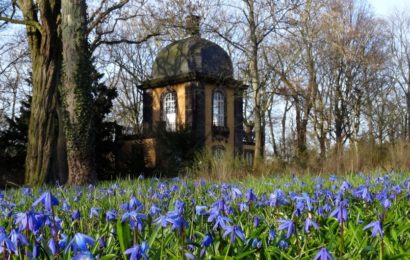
340;220;344;260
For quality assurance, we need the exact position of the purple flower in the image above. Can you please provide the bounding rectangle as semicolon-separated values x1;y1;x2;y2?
278;240;288;250
124;241;149;260
105;210;117;221
89;207;101;219
71;251;95;260
354;186;373;203
239;202;249;212
382;199;391;209
9;229;29;251
129;196;143;211
329;201;348;223
62;201;71;211
305;217;320;233
277;219;295;239
72;210;81;221
246;189;257;202
149;205;161;216
268;228;276;242
167;214;188;234
121;211;146;231
314;247;334;260
201;234;213;247
231;187;242;200
0;231;17;254
222;225;245;244
48;238;58;256
154;215;168;228
32;242;40;258
363;220;383;237
212;215;232;230
32;191;59;212
65;233;95;253
253;216;260;227
251;238;262;248
195;205;207;216
15;211;43;232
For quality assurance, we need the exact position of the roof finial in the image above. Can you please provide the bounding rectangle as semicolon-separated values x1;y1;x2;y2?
186;15;201;37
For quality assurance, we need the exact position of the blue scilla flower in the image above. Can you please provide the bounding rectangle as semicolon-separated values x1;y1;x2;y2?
339;181;352;193
71;251;95;260
238;202;249;212
314;247;334;260
9;229;29;253
154;215;168;228
223;225;245;244
62;201;71;211
246;189;257;202
354;186;373;203
22;187;33;196
105;210;117;221
231;187;242;200
48;238;58;256
167;214;189;234
268;228;276;242
32;191;59;212
174;199;185;214
278;240;288;250
251;238;262;248
121;211;146;231
89;207;101;219
304;217;320;233
195;205;207;216
277;219;295;239
149;205;161;216
329;200;348;223
200;234;213;257
72;210;81;221
65;233;95;254
129;196;143;211
124;241;149;260
201;234;213;248
212;215;232;230
0;230;17;255
15;211;44;232
363;220;383;237
253;216;260;227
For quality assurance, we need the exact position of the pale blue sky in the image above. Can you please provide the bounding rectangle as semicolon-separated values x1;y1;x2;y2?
370;0;410;17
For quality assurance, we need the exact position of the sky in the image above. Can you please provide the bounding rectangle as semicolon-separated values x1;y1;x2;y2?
370;0;410;17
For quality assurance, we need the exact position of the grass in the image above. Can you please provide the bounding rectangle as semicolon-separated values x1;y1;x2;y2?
1;170;410;259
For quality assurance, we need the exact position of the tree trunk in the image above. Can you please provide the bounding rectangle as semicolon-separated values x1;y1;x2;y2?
61;0;95;185
49;98;68;184
406;92;410;140
267;106;278;157
248;0;264;170
20;0;61;186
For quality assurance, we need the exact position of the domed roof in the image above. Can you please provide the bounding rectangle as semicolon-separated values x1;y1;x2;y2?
151;36;234;82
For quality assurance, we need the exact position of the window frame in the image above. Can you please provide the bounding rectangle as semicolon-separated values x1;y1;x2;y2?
161;90;178;132
212;89;226;128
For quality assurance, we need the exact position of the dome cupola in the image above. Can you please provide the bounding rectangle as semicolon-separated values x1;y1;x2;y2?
149;15;234;87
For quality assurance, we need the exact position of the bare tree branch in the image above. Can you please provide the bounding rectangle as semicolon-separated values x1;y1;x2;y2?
0;16;43;33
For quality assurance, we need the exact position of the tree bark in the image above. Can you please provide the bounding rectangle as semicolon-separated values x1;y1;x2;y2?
247;0;264;170
61;0;95;185
19;0;61;186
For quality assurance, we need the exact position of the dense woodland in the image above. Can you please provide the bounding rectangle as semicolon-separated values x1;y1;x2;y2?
0;0;410;186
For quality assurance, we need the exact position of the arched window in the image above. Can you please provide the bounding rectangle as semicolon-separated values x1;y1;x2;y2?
213;90;225;127
162;92;177;131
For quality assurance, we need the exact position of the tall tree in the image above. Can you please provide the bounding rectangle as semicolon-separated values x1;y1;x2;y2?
388;11;410;140
61;0;94;185
0;0;62;185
